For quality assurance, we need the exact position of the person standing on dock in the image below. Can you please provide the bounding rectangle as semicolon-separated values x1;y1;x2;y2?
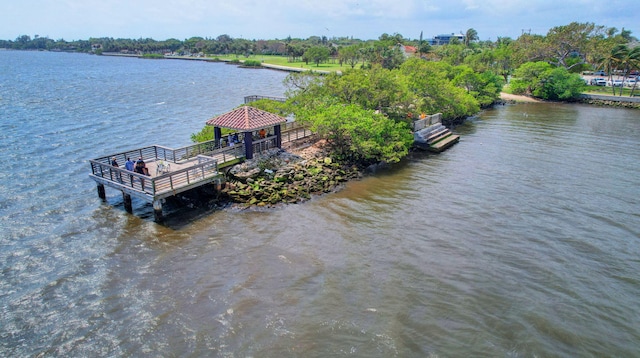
110;157;122;182
135;157;149;190
125;157;134;171
125;157;135;185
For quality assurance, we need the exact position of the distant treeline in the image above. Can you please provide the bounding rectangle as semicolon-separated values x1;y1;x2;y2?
1;34;370;56
4;23;638;99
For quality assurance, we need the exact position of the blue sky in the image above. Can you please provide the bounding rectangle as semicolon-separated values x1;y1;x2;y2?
1;0;638;41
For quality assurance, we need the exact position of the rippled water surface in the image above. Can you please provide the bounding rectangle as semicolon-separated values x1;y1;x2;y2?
1;51;639;357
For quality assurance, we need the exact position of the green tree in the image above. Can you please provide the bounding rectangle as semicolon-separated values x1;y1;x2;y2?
617;46;640;96
536;67;586;100
435;43;474;66
511;22;614;71
418;42;432;57
338;44;361;69
399;58;480;119
287;67;414;121
464;28;479;47
510;61;553;94
294;102;413;164
379;45;406;69
303;46;330;66
597;44;627;95
510;61;585;100
452;65;504;107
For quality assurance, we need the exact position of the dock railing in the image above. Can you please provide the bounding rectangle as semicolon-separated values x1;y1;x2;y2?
89;154;220;200
253;136;278;154
90;139;235;166
89;139;239;200
281;122;314;142
244;95;286;104
150;155;219;198
89;123;313;200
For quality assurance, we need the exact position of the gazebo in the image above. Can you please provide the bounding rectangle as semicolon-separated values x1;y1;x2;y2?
205;106;287;159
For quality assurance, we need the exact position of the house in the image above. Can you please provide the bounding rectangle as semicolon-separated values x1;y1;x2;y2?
428;33;465;45
400;45;417;58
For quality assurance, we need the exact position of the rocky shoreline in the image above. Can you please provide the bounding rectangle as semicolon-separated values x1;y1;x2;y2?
221;147;360;207
578;97;640;109
166;140;362;211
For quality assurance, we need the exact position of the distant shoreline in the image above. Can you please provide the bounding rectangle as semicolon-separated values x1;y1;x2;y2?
101;52;337;74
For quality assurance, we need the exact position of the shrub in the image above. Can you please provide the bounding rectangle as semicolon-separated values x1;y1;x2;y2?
141;53;164;59
243;60;262;67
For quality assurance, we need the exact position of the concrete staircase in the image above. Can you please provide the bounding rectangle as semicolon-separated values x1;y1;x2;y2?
413;123;460;152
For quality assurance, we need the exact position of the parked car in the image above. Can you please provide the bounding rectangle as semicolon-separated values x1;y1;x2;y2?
590;78;607;86
624;79;637;87
606;80;623;87
594;70;607;76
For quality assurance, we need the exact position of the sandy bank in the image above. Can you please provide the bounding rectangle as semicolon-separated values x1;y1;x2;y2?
500;92;543;103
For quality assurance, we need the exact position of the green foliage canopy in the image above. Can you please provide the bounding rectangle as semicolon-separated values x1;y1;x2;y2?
510;61;586;100
294;102;414;164
399;58;481;119
303;46;330;66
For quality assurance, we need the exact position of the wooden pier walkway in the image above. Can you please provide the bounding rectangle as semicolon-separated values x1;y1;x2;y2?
89;122;313;221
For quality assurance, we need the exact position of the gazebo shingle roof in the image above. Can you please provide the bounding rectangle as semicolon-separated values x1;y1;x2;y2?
205;106;287;131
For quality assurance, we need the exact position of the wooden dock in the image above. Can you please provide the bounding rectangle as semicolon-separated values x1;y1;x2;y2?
89;123;314;221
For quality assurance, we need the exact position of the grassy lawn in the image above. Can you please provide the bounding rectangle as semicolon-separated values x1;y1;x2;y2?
584;85;638;97
207;54;352;72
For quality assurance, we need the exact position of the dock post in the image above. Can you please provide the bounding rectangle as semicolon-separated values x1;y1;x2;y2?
123;192;133;213
97;183;106;200
244;132;253;159
153;199;163;222
274;124;282;148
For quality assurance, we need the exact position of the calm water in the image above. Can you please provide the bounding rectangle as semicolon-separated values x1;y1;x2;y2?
1;51;639;357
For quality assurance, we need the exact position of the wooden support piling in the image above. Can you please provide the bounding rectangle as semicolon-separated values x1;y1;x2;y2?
123;192;133;213
153;199;163;222
97;183;106;200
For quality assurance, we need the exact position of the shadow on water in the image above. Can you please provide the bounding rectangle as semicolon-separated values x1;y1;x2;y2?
97;183;230;230
154;185;232;229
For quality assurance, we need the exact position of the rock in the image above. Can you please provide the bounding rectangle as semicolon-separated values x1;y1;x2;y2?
223;146;362;208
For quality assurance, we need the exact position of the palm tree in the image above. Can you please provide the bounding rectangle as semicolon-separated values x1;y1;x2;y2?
464;28;479;47
597;44;627;95
619;46;640;96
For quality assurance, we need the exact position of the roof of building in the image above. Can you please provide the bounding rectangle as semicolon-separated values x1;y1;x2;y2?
205;106;287;131
403;45;417;53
